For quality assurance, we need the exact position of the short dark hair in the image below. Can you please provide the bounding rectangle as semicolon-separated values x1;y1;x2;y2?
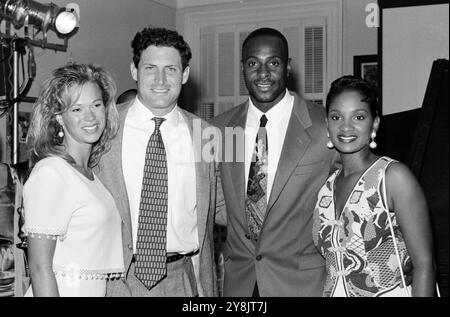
242;28;289;61
116;88;137;104
326;75;379;118
131;27;192;70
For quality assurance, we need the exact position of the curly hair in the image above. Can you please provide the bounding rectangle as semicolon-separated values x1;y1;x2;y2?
326;75;379;118
131;26;192;70
26;62;119;168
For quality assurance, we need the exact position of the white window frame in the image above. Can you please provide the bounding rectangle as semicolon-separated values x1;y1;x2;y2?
177;0;343;115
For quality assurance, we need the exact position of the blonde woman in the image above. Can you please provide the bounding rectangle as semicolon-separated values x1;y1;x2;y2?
24;63;124;296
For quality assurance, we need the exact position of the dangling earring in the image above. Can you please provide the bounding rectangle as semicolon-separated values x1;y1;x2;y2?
58;125;64;138
326;140;334;149
326;133;334;149
369;131;377;149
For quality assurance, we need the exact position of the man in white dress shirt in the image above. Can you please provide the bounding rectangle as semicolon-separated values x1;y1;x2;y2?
97;27;221;297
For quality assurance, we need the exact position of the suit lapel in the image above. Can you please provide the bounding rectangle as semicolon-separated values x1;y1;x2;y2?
225;102;248;219
267;95;312;212
181;109;209;250
106;103;133;239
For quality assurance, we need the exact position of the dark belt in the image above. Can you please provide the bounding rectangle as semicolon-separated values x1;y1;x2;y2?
167;250;198;263
132;250;198;264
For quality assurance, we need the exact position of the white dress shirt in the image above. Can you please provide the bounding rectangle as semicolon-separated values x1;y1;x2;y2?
122;98;198;254
245;89;294;200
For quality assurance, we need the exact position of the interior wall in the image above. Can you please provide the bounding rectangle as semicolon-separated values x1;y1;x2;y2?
382;3;449;115
176;0;378;107
342;0;378;76
0;0;176;163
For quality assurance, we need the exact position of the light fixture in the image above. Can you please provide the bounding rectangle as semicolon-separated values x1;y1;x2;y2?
1;0;79;165
1;0;78;36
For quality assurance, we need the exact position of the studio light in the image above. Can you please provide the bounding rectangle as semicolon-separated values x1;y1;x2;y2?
1;0;79;165
54;10;76;34
1;0;78;36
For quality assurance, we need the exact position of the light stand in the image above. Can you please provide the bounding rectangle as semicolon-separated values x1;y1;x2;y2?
1;0;79;164
11;38;21;165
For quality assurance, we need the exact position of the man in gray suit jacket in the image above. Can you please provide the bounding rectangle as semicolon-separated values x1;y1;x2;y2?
211;28;337;297
97;27;220;297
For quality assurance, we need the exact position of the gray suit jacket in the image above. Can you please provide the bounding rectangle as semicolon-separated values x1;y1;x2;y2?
96;101;219;297
211;92;337;297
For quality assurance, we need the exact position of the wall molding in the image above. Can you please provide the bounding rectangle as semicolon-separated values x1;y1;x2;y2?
177;0;343;105
151;0;178;9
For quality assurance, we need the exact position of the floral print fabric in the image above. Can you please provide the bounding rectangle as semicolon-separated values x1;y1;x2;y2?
313;157;410;297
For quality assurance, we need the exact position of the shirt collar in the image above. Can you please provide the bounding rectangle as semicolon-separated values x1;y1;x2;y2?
247;89;293;126
129;97;179;128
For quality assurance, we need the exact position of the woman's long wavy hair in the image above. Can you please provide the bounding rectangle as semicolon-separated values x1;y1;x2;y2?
27;62;119;168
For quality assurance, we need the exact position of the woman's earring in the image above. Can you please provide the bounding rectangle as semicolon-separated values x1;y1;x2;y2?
369;131;377;149
326;140;334;149
58;125;64;138
326;133;334;149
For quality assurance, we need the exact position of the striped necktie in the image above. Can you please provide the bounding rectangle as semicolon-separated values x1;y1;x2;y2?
135;117;168;290
245;114;268;242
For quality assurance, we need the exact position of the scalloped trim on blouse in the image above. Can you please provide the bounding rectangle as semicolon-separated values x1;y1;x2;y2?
53;264;125;280
24;228;67;241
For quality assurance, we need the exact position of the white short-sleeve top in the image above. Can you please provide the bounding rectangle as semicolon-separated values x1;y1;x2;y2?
23;156;124;279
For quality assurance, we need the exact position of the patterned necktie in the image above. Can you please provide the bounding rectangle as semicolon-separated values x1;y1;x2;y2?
246;114;268;242
135;117;168;290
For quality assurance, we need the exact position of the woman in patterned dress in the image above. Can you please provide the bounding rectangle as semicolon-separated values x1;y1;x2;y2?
23;63;124;296
313;75;436;297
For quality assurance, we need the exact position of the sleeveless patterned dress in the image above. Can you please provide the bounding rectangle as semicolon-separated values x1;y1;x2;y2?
312;156;410;297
